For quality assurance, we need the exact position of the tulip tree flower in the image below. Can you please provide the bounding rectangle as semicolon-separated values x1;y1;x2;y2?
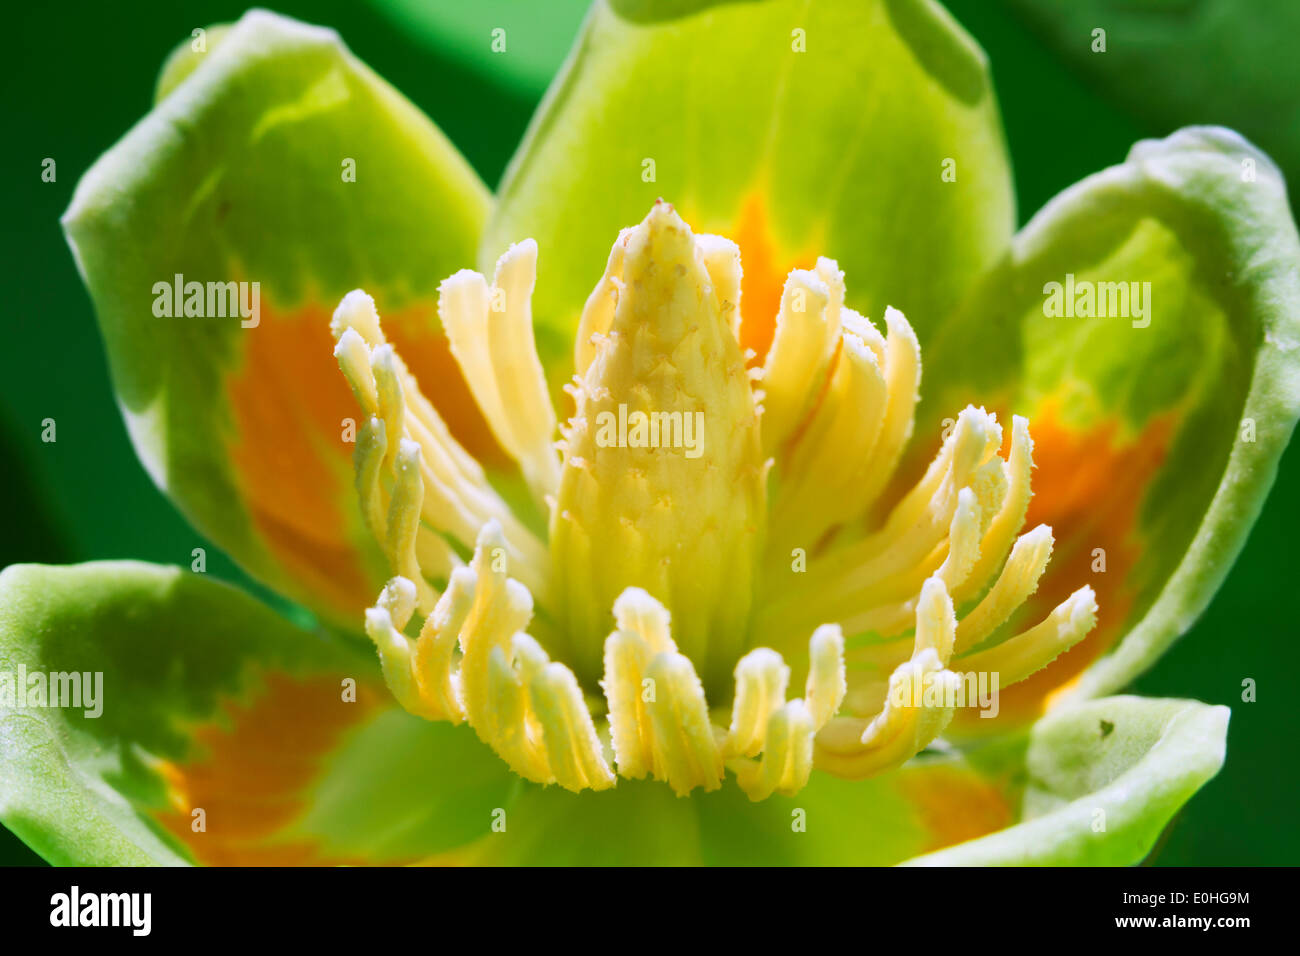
3;2;1297;865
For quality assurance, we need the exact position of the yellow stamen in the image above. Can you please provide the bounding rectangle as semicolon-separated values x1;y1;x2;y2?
385;439;435;610
815;578;961;779
760;268;834;454
696;234;744;341
769;328;886;547
412;568;473;721
955;524;1054;653
332;290;548;608
438;241;561;502
726;648;791;758
957;586;1099;685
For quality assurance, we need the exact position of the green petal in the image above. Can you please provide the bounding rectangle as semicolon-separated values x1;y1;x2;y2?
62;10;493;627
1007;0;1300;206
452;747;1023;865
438;697;1220;865
905;696;1228;865
921;127;1300;726
485;0;1014;382
0;562;514;865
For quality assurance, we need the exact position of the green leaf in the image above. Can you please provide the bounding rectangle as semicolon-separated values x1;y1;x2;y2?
62;10;493;628
0;561;516;865
906;696;1229;865
485;0;1015;382
1007;0;1300;207
920;128;1300;726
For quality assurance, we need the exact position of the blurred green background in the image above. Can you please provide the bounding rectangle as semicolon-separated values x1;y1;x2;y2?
1;0;1295;865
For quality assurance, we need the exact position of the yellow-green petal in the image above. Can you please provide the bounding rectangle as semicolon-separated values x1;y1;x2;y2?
486;0;1014;387
906;696;1229;865
0;562;516;865
919;128;1300;728
62;11;494;628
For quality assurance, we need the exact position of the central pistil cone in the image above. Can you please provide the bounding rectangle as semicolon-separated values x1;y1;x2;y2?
549;202;767;692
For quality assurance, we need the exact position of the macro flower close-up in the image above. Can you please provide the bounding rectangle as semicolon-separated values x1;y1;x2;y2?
2;0;1299;873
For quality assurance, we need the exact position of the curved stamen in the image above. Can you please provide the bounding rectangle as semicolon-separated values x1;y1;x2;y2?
956;586;1098;685
438;240;561;503
332;290;549;608
953;414;1036;605
575;228;630;378
814;577;962;779
955;524;1054;653
761;268;834;454
697;234;745;341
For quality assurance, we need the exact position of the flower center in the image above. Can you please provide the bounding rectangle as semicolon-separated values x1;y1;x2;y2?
548;201;766;692
328;202;1099;801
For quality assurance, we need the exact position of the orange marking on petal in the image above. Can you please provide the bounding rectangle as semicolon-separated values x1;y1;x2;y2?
955;403;1177;730
226;295;508;621
709;193;817;366
897;764;1014;852
406;845;487;867
154;673;408;866
227;299;383;618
